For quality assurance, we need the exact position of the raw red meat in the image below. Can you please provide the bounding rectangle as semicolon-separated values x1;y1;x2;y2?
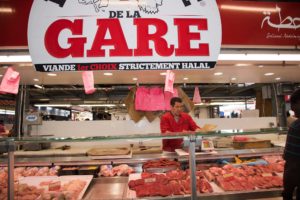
169;180;185;195
198;177;213;193
203;170;215;182
135;185;150;197
128;179;144;189
166;170;186;180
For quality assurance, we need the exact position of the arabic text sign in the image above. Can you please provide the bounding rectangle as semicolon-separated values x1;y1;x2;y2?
28;0;222;72
219;0;300;46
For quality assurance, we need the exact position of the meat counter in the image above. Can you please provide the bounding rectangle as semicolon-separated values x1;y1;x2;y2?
0;128;287;199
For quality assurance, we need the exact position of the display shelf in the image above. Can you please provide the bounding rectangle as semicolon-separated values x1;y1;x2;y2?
0;147;283;167
0;127;288;144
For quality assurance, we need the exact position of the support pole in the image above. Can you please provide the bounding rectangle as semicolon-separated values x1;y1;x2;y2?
189;135;197;200
7;140;15;200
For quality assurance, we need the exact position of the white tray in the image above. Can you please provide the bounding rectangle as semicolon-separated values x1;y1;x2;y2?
19;175;93;200
175;149;218;156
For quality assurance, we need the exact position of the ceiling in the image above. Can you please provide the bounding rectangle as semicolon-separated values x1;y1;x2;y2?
0;49;299;85
0;48;299;105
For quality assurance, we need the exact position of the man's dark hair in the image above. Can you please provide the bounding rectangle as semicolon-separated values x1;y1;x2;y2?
0;120;4;125
290;89;300;117
170;97;182;107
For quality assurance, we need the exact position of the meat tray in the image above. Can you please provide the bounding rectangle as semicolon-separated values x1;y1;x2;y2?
18;175;93;200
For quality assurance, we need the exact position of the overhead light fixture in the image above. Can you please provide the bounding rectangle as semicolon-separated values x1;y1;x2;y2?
78;104;116;107
160;72;167;76
0;74;3;77
194;103;205;106
214;72;223;76
231;77;237;81
34;104;71;107
0;55;32;63
47;73;57;77
0;109;15;115
2;53;299;63
210;101;254;106
275;77;281;81
104;72;113;76
33;78;39;82
235;64;251;67
195;101;255;106
258;65;264;68
183;77;189;80
0;7;14;13
219;54;300;61
220;5;278;12
19;63;33;67
264;72;274;76
34;84;44;89
132;77;138;81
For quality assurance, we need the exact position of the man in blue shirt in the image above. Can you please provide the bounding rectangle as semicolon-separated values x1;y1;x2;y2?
283;89;300;200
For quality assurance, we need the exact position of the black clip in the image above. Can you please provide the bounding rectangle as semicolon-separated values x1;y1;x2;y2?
182;0;191;7
44;0;67;7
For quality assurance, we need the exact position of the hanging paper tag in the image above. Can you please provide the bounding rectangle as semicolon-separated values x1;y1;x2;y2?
82;71;96;94
164;70;175;93
193;86;201;103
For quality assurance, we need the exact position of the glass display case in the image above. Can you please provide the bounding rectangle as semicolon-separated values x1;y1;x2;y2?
0;127;287;200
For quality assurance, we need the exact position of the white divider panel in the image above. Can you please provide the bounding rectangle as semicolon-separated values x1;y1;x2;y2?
30;117;277;148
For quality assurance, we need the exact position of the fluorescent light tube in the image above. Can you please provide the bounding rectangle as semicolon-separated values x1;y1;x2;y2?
78;104;116;107
218;54;300;61
1;53;299;63
0;55;32;63
34;104;71;107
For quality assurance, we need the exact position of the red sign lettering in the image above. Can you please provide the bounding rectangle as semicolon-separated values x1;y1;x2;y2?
45;19;86;58
44;18;209;58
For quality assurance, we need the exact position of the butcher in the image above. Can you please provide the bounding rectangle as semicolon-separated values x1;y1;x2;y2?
283;88;300;200
160;97;201;152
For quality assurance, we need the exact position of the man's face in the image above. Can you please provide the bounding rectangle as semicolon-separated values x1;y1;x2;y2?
171;102;184;116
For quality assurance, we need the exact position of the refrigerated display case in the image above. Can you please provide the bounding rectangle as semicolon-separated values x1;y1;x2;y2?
0;127;287;199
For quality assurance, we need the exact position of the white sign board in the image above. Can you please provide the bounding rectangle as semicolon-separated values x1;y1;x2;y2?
28;0;222;72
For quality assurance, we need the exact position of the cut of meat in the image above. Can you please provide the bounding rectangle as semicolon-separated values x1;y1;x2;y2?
262;155;284;164
166;170;187;180
135;185;150;197
169;180;185;195
128;179;144;189
48;181;61;191
204;170;215;182
180;180;191;194
198;177;213;193
142;158;180;171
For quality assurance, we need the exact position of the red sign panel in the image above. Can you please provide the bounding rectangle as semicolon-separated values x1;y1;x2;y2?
0;0;299;47
0;0;33;47
218;0;300;46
